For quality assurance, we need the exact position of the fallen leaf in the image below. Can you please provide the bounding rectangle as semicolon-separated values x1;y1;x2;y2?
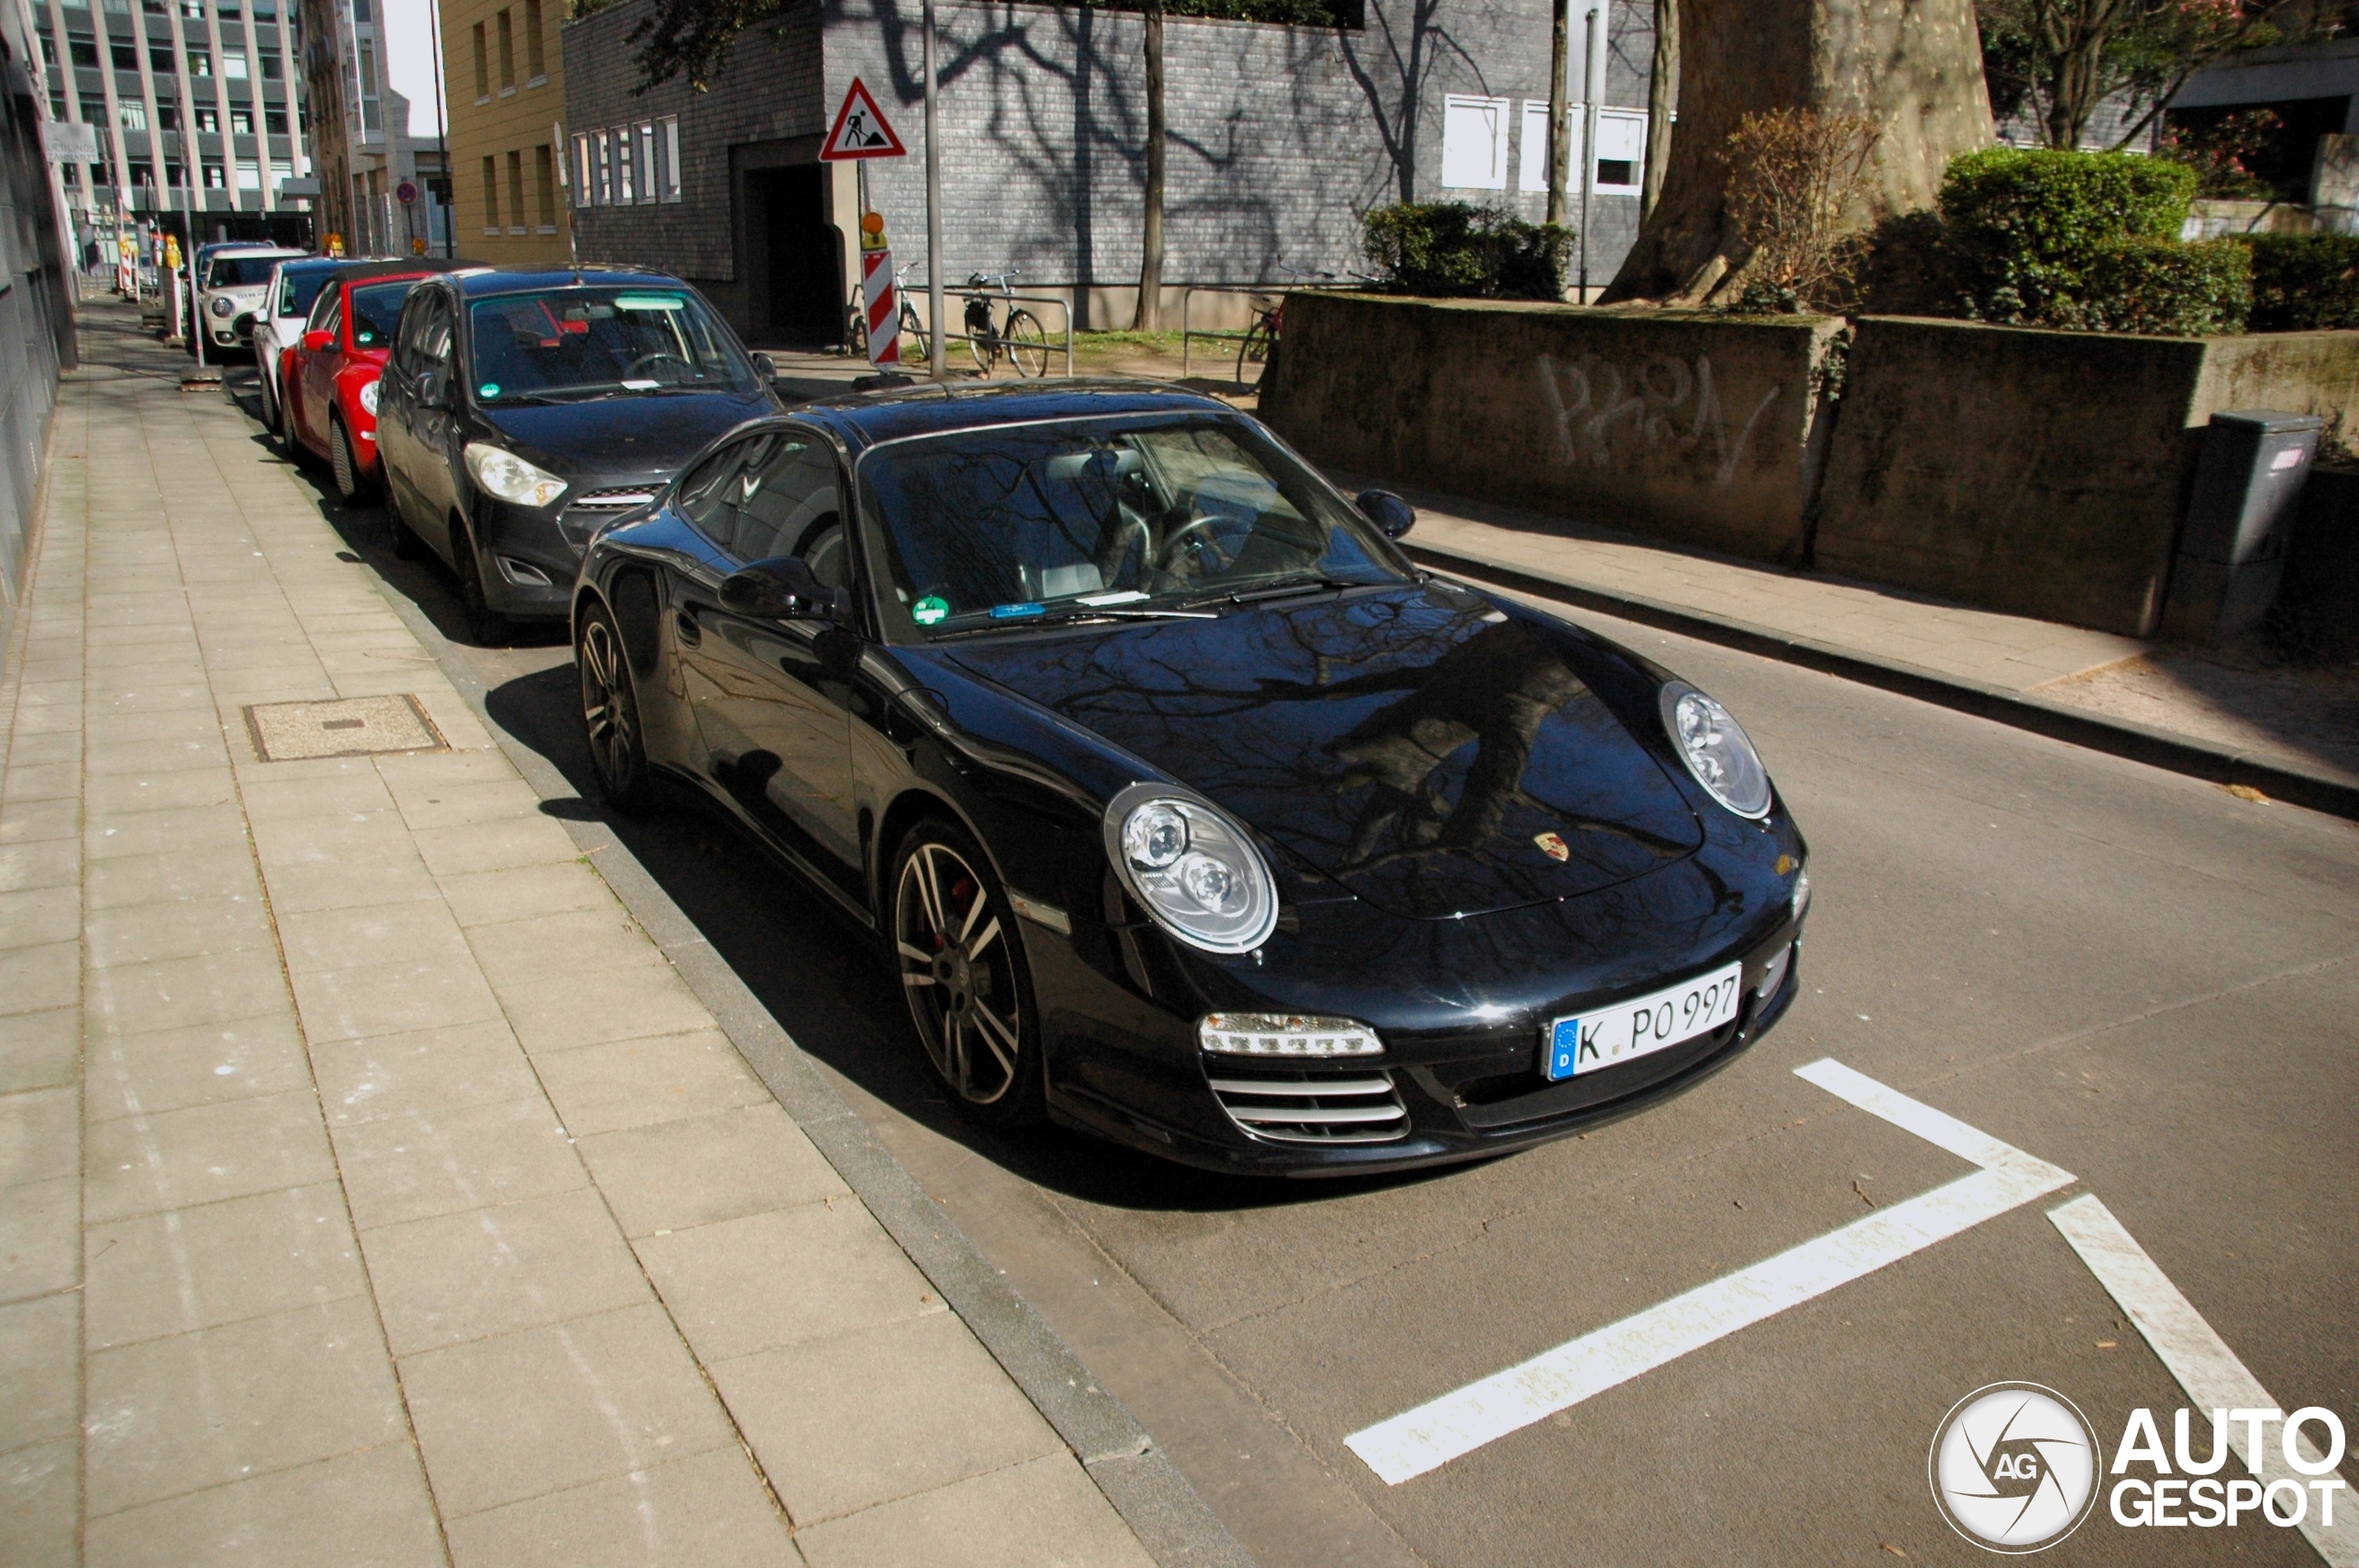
1852;1179;1876;1209
2097;1340;2118;1350
1881;1544;1909;1559
2224;783;2270;803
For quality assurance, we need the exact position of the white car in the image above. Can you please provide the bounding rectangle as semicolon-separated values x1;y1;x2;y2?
251;256;353;439
194;244;307;359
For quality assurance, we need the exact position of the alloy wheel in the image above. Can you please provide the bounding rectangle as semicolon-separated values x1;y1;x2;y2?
330;417;360;501
896;839;1024;1106
578;614;638;801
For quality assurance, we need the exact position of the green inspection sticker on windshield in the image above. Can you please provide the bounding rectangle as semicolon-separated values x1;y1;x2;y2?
912;595;949;626
613;294;686;311
479;383;499;398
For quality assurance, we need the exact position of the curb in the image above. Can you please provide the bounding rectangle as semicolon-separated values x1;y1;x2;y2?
1407;542;2359;824
373;587;1255;1568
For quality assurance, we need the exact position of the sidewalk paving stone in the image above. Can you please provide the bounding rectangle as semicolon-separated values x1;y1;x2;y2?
83;1182;369;1352
441;1445;799;1568
0;1177;80;1305
530;1028;774;1134
361;1186;656;1355
81;1090;337;1223
0;1437;77;1568
80;1441;443;1568
82;1013;311;1122
0;1009;81;1095
575;1104;850;1237
638;1200;945;1361
330;1095;588;1230
307;1019;543;1127
792;1452;1160;1568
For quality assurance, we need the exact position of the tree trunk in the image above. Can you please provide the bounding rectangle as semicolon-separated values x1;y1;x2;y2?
1639;0;1678;221
1131;0;1166;332
1602;0;1994;304
1546;0;1572;227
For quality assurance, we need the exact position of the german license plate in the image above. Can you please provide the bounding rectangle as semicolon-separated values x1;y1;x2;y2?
1543;962;1745;1081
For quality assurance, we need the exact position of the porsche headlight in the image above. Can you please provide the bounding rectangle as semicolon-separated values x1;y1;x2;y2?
1104;783;1278;954
358;380;380;415
464;442;567;509
1661;682;1773;819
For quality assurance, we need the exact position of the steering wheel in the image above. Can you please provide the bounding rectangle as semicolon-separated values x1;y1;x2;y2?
625;352;693;383
1155;513;1233;577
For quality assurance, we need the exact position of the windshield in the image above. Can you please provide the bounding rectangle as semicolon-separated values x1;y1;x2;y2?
205;254;287;288
274;264;342;319
349;280;419;348
858;415;1409;640
466;287;752;403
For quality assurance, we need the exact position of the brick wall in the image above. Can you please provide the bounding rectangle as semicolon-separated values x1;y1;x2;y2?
563;0;1657;333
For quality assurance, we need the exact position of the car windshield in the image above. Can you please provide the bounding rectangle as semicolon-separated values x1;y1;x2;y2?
858;415;1409;639
466;287;751;402
274;264;341;319
349;281;418;347
205;254;286;288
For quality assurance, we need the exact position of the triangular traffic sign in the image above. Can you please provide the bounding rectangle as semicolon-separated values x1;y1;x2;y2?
819;78;908;161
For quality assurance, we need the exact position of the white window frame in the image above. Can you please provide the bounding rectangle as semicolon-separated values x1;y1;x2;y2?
1590;109;1647;196
593;130;611;205
572;133;593;207
616;126;634;203
1440;94;1509;192
1517;99;1550;193
660;116;681;202
1516;101;1648;197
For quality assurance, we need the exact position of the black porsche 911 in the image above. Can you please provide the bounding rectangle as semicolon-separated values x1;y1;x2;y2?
571;382;1810;1175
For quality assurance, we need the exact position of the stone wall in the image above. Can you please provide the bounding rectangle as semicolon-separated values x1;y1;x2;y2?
1813;317;2359;638
1261;292;1840;561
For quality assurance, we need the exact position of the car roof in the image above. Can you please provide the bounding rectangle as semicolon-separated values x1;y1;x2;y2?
334;258;478;292
783;380;1242;452
450;264;691;298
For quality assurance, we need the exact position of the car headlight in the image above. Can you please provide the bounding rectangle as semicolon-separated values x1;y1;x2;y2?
358;380;380;415
209;295;234;317
1660;682;1773;819
1103;782;1279;954
464;442;568;509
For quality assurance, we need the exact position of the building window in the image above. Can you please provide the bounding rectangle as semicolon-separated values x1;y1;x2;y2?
506;148;524;233
472;21;487;100
634;123;652;204
265;107;286;133
616;128;633;203
482;152;499;231
237;159;260;189
534;143;555;228
595;130;612;205
1440;95;1508;192
224;50;247;78
195;106;218;132
660;116;681;202
204;161;225;187
111;40;137;68
1590;110;1646;192
571;133;593;206
149;43;173;71
231;108;252;134
496;6;513;92
261;52;281;78
120;99;147;132
523;0;543;81
189;47;211;74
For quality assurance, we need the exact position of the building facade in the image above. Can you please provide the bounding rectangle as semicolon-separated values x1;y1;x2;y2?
440;0;570;264
560;0;1658;346
297;0;434;254
27;0;315;241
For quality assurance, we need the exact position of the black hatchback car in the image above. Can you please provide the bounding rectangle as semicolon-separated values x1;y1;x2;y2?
572;383;1811;1175
376;265;780;641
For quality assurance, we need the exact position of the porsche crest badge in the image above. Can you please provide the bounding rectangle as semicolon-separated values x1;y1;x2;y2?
1532;831;1569;862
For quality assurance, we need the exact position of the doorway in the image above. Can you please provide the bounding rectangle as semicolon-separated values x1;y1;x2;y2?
745;164;842;347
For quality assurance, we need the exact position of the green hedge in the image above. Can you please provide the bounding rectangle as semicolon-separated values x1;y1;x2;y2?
1361;203;1572;300
1940;148;2200;325
2246;234;2359;332
2046;239;2252;335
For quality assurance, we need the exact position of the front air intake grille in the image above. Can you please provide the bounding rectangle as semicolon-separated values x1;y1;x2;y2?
568;486;659;511
1207;1069;1409;1145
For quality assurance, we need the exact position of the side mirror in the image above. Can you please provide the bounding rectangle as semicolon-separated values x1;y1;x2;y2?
720;556;850;623
417;370;452;410
751;351;778;382
302;329;333;353
1356;488;1416;541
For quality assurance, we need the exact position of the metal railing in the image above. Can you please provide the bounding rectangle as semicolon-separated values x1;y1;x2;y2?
875;287;1076;379
1179;275;1363;382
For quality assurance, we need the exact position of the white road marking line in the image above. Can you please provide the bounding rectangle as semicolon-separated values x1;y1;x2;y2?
1345;1060;2075;1485
2048;1194;2356;1567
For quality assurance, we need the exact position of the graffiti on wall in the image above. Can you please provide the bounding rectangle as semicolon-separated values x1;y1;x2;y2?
1535;352;1784;486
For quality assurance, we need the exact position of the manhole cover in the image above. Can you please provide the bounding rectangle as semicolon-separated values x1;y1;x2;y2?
243;695;448;761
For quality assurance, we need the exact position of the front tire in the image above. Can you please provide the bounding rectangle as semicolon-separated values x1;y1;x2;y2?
451;519;511;646
1003;309;1049;378
1237;313;1275;389
329;415;370;503
891;820;1043;1128
577;601;650;812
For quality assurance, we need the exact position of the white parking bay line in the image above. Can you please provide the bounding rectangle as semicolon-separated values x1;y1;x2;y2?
1344;1060;2076;1486
2049;1194;2357;1567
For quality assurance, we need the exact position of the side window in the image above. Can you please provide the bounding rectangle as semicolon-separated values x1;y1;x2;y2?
729;434;845;575
306;284;339;336
402;293;452;377
675;439;752;544
393;292;433;374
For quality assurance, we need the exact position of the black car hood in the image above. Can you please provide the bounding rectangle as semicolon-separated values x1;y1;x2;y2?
942;585;1705;919
480;391;771;479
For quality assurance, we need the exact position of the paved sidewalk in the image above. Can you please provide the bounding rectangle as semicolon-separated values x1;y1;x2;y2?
1362;478;2359;809
0;328;1165;1564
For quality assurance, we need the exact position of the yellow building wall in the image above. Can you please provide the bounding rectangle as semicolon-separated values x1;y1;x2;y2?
441;0;573;266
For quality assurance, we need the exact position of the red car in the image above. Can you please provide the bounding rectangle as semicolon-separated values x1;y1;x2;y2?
285;261;468;501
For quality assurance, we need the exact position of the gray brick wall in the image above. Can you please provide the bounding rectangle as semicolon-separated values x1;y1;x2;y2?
563;0;1656;332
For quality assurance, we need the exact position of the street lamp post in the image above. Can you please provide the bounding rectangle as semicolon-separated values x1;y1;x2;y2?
924;0;945;380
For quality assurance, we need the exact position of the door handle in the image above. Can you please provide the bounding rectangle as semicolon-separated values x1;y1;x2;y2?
674;609;702;648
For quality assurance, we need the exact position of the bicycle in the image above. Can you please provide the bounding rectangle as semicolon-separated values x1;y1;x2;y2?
846;262;930;362
1236;266;1337;389
961;271;1049;378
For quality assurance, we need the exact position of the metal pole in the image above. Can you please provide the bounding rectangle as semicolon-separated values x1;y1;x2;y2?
924;0;945;380
429;0;454;255
1578;5;1602;300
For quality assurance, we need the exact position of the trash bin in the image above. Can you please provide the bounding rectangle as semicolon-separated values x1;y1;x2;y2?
2162;410;2323;641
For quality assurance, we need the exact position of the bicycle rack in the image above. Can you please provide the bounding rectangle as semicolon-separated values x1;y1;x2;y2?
1180;281;1361;384
894;287;1076;379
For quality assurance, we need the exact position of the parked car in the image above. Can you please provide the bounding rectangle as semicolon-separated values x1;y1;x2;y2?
283;261;470;503
192;243;307;358
569;383;1812;1175
376;266;780;642
252;256;356;439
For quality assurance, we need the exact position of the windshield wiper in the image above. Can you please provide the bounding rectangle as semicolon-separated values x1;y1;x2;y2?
927;605;1219;640
1181;576;1364;609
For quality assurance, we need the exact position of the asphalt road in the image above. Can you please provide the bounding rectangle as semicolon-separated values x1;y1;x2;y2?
247;372;2358;1568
